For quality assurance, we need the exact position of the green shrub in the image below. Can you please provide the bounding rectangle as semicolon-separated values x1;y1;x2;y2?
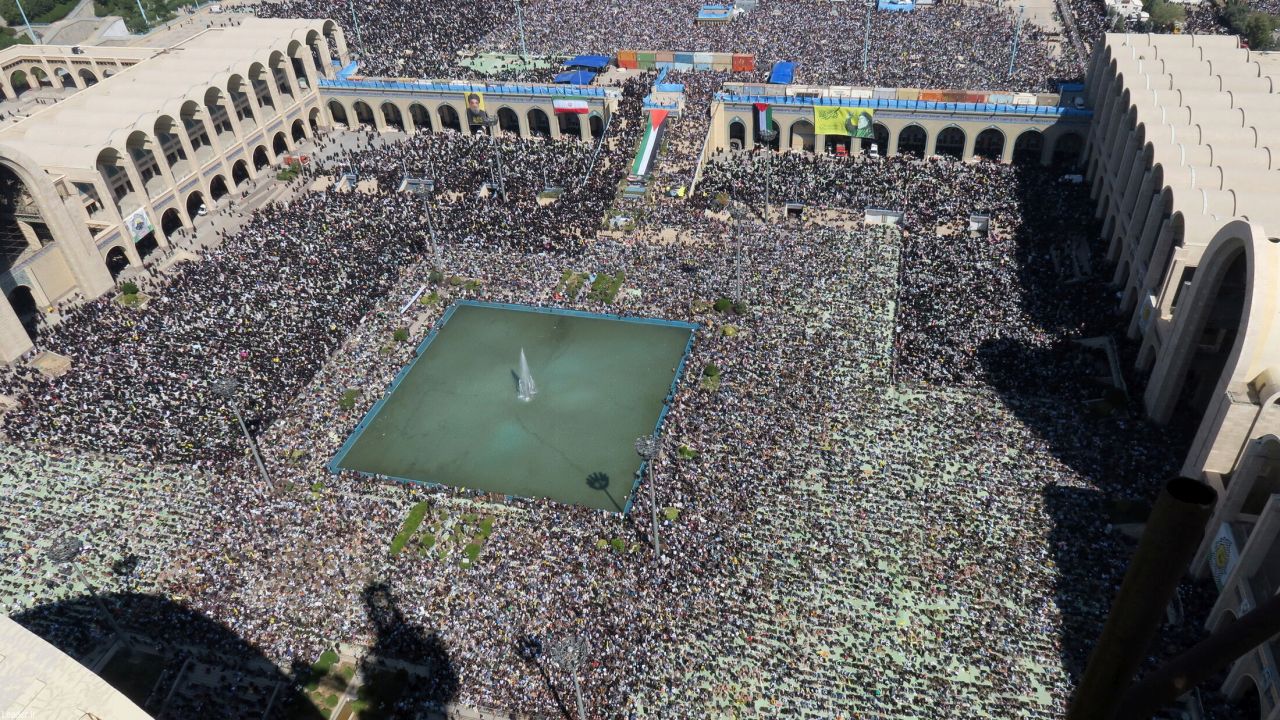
677;445;699;460
338;389;358;410
463;543;482;563
702;362;720;378
389;502;431;556
713;298;732;312
119;281;139;296
428;269;444;284
392;327;409;343
0;0;76;25
732;300;749;315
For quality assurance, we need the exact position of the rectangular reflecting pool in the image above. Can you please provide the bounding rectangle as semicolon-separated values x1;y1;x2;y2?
330;301;697;511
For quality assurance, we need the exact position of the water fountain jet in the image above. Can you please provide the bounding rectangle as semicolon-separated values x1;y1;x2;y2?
517;348;537;402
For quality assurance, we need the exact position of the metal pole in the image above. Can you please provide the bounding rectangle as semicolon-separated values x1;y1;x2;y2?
514;0;528;59
133;0;151;27
1066;477;1217;720
424;196;441;264
13;0;38;44
571;673;586;720
1008;5;1025;80
862;0;872;75
648;450;660;560
348;0;364;56
72;563;128;643
1118;588;1280;718
229;399;272;490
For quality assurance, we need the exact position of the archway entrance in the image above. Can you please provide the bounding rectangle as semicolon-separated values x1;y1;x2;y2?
272;132;289;158
9;70;29;97
935;127;965;159
232;159;250;187
7;285;38;340
1169;248;1246;432
729;120;746;151
291;119;306;142
135;232;159;259
210;175;229;201
590;115;604;139
105;246;130;279
1012;130;1044;165
557;112;581;139
439;105;461;132
186;191;205;219
352;101;374;128
161;208;184;236
253;146;270;170
897;125;926;157
526;108;549;138
789;120;815;153
498;107;520;135
862;123;889;154
409;104;431;133
381;103;403;131
1053;133;1084;168
328;100;348;126
974;129;1004;161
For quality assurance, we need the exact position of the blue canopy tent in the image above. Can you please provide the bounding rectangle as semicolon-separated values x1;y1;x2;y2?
563;54;610;71
768;61;795;84
554;70;597;84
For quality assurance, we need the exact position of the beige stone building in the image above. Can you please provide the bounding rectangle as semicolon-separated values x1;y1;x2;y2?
1087;33;1280;717
0;17;349;363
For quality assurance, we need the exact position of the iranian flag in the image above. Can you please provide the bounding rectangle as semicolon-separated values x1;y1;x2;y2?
754;102;772;140
553;99;589;114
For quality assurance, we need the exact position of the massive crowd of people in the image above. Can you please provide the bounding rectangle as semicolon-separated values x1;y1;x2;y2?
251;0;1076;91
0;2;1262;718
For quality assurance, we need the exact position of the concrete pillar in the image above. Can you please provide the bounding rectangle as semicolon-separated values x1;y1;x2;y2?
0;294;34;362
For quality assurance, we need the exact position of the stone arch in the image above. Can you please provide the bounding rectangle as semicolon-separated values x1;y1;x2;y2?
308;106;321;134
789;119;815;153
526;108;550;138
974;128;1005;161
497;106;520;136
153;114;189;178
439;104;461;132
1012;129;1044;165
226;74;255;125
352;101;375;128
78;68;98;86
124;129;164;197
185;190;204;219
247;61;275;112
9;70;29;96
381;102;404;131
209;175;229;201
557;111;581;139
328;99;349;126
1227;672;1264;718
286;39;315;89
54;66;76;89
935;126;965;159
28;66;49;88
95;146;132;205
104;247;130;280
160;207;184;235
590;114;604;139
272;131;289;158
253;145;270;170
291;118;306;142
897;124;927;158
729;119;746;150
267;50;293;98
1146;221;1273;426
864;122;889;153
231;158;250;187
1053;132;1085;168
409;103;432;133
7;284;38;339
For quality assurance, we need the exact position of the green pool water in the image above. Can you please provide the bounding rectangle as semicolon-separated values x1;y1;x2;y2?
333;302;696;511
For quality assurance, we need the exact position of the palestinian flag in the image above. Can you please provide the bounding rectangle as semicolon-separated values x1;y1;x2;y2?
553;99;589;114
754;102;772;141
630;109;668;177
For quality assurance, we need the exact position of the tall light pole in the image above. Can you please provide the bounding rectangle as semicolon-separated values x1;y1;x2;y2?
513;0;528;60
348;0;364;57
758;129;777;221
211;377;272;489
482;115;506;200
13;0;38;44
47;536;128;646
1008;5;1026;80
862;0;873;75
634;434;660;560
133;0;151;28
549;634;589;720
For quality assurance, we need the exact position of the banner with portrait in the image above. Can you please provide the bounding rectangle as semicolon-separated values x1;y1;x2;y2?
465;91;487;130
813;106;875;138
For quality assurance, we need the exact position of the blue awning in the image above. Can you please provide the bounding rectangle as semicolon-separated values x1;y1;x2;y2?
563;54;610;71
768;61;795;84
554;70;597;85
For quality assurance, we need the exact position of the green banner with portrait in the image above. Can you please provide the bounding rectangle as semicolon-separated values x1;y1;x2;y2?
813;106;875;138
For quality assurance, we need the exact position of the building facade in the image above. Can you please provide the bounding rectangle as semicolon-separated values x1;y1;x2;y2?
1086;32;1280;718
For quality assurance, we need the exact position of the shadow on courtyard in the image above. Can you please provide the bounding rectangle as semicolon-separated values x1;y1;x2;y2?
11;582;460;720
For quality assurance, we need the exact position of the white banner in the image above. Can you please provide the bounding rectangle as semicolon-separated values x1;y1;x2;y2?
124;207;153;243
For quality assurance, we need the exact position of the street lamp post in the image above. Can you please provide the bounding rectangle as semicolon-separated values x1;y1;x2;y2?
634;435;660;561
513;0;528;60
862;0;873;75
211;377;272;489
758;129;778;222
482;115;506;200
47;537;128;645
549;634;589;720
13;0;38;44
1008;5;1026;80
